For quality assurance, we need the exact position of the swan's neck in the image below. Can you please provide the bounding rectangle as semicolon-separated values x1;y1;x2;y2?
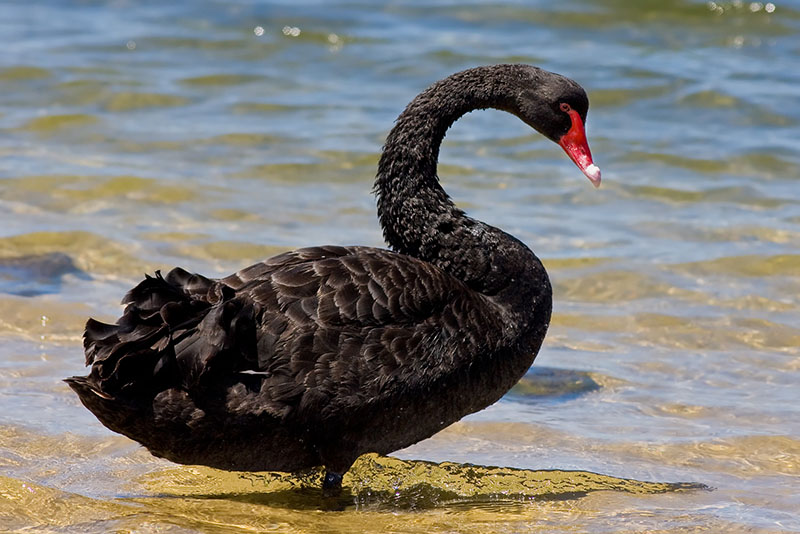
376;68;513;255
375;67;547;300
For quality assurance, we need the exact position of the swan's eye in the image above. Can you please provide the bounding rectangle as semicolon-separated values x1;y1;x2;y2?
559;102;571;113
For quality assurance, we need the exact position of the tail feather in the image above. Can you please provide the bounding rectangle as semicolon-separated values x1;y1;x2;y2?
80;268;213;396
121;271;185;308
76;267;258;402
64;375;112;400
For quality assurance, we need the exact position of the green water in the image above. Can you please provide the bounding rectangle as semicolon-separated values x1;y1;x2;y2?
1;1;799;532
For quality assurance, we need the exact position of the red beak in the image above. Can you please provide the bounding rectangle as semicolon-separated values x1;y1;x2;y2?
558;109;601;188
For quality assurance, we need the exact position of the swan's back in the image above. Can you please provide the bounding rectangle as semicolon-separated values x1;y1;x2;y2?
67;244;541;474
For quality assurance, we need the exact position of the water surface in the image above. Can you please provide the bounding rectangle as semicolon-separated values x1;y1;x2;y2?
1;0;799;532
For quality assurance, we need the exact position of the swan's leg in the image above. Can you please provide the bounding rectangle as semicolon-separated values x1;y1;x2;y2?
322;471;343;496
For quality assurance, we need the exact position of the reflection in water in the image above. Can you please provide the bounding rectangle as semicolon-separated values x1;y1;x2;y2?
141;454;705;510
0;455;706;532
509;367;601;402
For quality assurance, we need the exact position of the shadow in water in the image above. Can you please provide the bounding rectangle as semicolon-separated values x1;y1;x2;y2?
138;454;709;511
509;366;602;403
0;252;89;296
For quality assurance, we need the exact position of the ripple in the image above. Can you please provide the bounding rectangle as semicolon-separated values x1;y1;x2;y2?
544;257;612;271
678;90;796;127
620;151;798;180
674;254;800;277
447;0;797;36
146;36;250;51
110;139;186;153
103;92;190;112
141;454;704;510
428;49;546;69
0;475;134;532
709;294;796;312
0;426;706;530
0;231;149;277
0;294;87;341
589;84;677;108
638;221;800;244
208;208;263;222
229;101;298;114
610;435;800;477
0;66;51;81
623;184;785;207
236;154;378;184
680;89;748;108
554;311;800;350
179;74;265;87
17;114;99;135
1;174;198;213
162;240;288;264
0;465;703;533
139;231;209;242
628;314;800;351
554;270;698;302
50;79;112;107
203;132;284;147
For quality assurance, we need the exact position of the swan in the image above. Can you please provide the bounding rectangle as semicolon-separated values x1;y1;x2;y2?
66;64;600;494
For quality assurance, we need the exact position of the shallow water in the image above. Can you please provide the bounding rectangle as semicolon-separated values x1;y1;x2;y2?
1;0;799;532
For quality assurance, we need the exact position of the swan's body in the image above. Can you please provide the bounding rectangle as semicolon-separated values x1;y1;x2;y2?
66;64;599;492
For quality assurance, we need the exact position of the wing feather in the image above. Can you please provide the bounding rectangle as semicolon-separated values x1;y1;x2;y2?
80;246;502;424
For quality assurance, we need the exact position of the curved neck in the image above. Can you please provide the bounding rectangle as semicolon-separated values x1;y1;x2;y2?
376;67;515;257
375;65;551;316
375;66;543;298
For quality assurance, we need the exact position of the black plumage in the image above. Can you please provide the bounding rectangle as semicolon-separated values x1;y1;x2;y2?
66;64;599;492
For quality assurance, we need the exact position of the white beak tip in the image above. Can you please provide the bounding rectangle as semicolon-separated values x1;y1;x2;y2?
584;164;601;188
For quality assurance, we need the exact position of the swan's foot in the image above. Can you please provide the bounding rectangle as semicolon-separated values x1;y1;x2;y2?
322;471;343;497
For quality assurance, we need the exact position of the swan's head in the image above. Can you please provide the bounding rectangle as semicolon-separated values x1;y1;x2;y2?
513;66;601;187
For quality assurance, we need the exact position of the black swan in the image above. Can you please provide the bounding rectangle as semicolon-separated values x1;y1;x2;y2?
66;64;600;493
